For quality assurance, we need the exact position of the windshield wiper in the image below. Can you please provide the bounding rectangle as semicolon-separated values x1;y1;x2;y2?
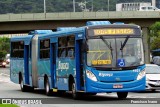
120;36;130;51
100;36;113;58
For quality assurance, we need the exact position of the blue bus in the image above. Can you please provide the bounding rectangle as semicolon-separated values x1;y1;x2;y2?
10;21;145;99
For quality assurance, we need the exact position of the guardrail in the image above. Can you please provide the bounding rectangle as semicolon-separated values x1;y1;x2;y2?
0;11;160;22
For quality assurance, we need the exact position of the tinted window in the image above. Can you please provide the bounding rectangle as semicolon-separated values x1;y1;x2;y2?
40;39;50;59
58;36;75;58
11;41;24;58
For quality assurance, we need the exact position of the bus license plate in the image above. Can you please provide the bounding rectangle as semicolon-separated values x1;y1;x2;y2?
113;84;123;88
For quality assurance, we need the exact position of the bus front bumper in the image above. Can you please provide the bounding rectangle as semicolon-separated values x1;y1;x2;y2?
85;77;145;93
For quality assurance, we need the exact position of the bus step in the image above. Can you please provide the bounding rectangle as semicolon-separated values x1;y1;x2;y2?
53;88;58;92
78;90;85;92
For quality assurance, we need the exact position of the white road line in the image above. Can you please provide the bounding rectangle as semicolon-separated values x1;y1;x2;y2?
97;93;157;98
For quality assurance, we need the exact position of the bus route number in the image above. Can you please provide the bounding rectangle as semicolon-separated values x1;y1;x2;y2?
92;60;111;65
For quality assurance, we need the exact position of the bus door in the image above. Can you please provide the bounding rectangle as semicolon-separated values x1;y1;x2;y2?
24;45;29;85
50;39;57;88
76;34;84;91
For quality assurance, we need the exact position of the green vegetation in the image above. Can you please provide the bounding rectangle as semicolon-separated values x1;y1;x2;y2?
149;22;160;51
0;0;151;14
0;37;10;58
0;104;19;107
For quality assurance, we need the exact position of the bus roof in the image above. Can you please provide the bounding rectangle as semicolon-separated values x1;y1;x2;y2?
10;35;34;45
38;27;85;39
57;27;77;31
86;24;140;29
86;21;111;26
28;30;53;35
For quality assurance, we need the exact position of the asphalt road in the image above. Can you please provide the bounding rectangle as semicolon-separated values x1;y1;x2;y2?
0;67;160;107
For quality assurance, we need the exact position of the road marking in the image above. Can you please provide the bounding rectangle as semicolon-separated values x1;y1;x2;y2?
97;93;157;98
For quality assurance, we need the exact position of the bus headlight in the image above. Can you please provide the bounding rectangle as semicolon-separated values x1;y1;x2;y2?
136;69;145;80
86;70;97;81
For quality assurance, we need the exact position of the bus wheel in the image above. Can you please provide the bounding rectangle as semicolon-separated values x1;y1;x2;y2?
45;78;51;96
20;77;26;92
87;93;97;96
71;82;79;100
152;89;156;92
117;92;128;99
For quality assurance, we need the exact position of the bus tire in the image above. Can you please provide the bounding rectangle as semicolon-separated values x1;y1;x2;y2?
45;77;52;96
87;93;97;96
20;76;26;92
117;92;128;99
151;89;156;92
71;81;79;100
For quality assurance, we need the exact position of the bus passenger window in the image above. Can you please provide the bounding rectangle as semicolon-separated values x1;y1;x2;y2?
67;36;75;58
40;39;50;59
67;48;74;57
60;48;66;57
58;37;67;58
11;41;24;58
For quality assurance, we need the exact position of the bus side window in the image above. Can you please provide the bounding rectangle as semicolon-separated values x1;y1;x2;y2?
11;41;24;58
67;36;75;58
40;39;50;59
58;37;67;58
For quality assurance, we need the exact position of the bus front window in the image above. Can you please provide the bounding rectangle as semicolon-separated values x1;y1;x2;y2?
87;38;144;68
117;38;144;67
87;39;116;67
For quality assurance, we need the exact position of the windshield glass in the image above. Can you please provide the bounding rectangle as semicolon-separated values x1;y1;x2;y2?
146;66;160;74
87;39;115;67
87;38;144;67
116;38;144;67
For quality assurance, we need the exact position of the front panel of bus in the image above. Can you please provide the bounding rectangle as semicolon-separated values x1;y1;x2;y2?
84;25;145;93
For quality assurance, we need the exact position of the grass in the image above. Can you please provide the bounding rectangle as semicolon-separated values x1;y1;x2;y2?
0;104;19;107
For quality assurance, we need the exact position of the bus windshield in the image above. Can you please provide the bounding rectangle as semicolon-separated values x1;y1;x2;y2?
87;38;144;67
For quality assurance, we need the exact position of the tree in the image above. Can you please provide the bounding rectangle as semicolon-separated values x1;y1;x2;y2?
0;0;153;13
150;37;160;50
149;22;160;51
0;37;10;58
149;22;160;38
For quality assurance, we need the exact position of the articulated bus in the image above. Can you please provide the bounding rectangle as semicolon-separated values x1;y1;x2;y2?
10;21;145;99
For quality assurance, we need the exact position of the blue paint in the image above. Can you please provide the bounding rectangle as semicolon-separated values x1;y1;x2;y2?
75;39;81;91
10;59;24;84
11;35;34;45
86;21;111;26
57;78;69;90
24;45;29;85
85;65;145;92
50;43;57;88
57;27;76;31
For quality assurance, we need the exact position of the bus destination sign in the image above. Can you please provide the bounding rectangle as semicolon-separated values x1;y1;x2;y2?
93;28;134;36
